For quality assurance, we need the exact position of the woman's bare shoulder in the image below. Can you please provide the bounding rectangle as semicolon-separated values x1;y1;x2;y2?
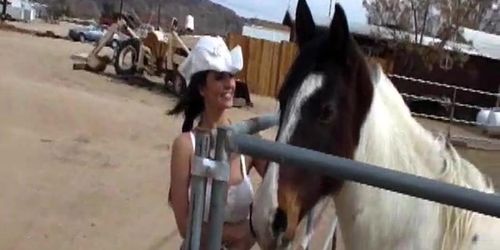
172;132;193;152
170;132;193;176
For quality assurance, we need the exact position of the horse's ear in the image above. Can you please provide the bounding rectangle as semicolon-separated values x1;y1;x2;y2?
328;4;350;63
295;0;316;49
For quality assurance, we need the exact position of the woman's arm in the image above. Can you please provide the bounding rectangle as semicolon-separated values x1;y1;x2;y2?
248;133;269;178
169;135;191;238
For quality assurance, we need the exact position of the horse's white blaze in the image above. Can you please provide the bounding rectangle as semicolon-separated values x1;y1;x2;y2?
252;74;324;249
277;74;325;143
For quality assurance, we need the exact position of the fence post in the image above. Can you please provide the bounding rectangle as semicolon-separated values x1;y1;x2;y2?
119;0;123;15
206;127;231;250
185;130;211;250
183;115;279;249
1;0;7;21
496;85;500;108
447;88;457;141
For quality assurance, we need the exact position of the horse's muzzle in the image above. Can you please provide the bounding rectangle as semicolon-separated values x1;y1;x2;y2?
271;206;300;247
272;207;288;236
272;208;294;248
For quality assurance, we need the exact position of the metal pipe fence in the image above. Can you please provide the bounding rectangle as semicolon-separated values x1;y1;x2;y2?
388;74;499;97
228;133;500;218
185;132;211;250
224;113;279;135
185;113;500;250
388;74;500;145
388;74;500;129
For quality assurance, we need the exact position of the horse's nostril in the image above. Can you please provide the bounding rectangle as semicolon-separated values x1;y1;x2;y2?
272;208;287;236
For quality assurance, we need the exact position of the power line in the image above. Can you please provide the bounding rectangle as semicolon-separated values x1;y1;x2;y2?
329;0;333;17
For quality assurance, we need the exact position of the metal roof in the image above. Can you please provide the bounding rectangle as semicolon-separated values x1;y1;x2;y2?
460;27;500;61
284;9;500;60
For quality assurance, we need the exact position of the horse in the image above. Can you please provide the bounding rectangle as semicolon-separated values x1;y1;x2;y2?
250;1;500;250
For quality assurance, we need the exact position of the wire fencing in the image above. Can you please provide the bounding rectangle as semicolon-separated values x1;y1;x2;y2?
388;74;500;139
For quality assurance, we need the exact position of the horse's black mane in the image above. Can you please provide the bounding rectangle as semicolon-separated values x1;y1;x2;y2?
277;22;352;113
277;22;375;114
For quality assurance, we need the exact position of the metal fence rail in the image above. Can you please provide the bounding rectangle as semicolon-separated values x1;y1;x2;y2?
228;133;500;218
411;112;479;126
224;113;279;135
388;74;500;97
400;92;490;112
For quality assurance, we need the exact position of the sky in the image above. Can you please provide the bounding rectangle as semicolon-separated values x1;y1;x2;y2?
209;0;368;25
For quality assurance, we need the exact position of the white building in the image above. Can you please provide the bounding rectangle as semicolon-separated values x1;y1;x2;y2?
242;23;291;43
6;0;36;22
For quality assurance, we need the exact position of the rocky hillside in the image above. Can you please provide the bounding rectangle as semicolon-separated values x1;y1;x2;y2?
39;0;248;36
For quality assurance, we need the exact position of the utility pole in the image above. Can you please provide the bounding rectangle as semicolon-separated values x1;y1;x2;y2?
119;0;123;15
157;1;161;30
329;0;333;17
1;0;8;21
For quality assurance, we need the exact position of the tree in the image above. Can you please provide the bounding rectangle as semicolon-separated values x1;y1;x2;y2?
102;1;116;17
70;0;100;19
480;2;500;34
1;0;9;21
47;0;72;19
363;0;498;71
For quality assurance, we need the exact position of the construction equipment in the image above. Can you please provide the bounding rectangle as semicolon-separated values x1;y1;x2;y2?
111;15;202;96
72;13;141;72
72;13;195;96
71;13;253;105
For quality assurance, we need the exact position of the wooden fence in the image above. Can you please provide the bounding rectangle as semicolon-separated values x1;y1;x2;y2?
226;33;298;98
225;33;393;98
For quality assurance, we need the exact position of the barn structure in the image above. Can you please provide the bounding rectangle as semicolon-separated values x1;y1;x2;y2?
282;10;500;122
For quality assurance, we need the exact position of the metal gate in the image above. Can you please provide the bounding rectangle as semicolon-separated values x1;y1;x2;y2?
183;113;500;250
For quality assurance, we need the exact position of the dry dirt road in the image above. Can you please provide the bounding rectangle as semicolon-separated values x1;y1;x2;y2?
1;21;499;250
0;28;278;250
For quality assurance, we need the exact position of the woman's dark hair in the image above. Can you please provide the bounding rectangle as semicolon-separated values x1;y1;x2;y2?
168;71;209;132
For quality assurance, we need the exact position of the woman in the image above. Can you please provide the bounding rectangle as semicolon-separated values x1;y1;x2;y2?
167;36;267;249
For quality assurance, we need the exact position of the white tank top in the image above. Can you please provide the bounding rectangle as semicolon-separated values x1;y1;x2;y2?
188;132;254;223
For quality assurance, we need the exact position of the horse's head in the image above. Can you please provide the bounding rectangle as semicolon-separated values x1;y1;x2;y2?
252;1;376;248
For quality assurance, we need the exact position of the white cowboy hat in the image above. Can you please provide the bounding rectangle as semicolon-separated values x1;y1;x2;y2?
178;36;243;86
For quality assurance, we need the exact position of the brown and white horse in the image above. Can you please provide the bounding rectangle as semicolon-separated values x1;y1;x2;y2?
251;1;500;249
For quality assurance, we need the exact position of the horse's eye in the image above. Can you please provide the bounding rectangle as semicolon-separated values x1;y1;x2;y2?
319;104;335;124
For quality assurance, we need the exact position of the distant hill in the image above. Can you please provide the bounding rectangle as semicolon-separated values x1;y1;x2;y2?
38;0;255;36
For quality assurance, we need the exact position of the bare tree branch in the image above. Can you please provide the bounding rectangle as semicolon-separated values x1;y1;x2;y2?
364;0;498;69
410;0;419;43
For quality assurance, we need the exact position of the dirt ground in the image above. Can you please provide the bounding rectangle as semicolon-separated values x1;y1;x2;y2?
8;19;87;38
417;118;500;189
0;21;498;250
0;23;279;250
